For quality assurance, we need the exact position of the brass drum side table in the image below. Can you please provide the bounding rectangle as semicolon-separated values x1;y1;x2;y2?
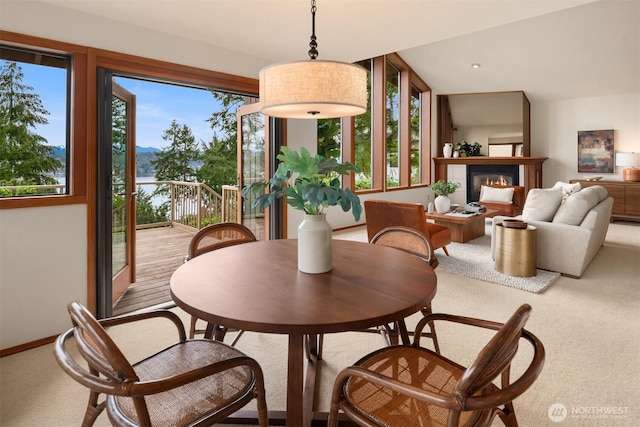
495;224;537;277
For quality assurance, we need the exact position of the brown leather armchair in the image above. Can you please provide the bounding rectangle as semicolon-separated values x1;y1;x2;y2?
478;184;526;217
364;200;451;255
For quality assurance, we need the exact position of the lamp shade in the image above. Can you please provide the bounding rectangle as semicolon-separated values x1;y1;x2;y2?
259;60;367;119
615;152;640;167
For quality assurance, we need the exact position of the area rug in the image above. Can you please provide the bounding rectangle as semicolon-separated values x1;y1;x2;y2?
436;224;560;293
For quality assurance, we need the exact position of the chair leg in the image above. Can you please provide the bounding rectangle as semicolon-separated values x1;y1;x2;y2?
230;330;245;346
442;246;450;256
189;315;198;339
82;378;105;426
418;305;440;353
497;403;519;427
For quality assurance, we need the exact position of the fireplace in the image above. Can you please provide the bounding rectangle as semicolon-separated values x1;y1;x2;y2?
467;164;520;202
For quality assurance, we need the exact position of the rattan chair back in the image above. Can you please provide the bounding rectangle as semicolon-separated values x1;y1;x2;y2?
370;225;438;269
187;222;257;260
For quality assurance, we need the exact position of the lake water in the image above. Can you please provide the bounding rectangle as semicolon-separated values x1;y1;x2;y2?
57;176;165;207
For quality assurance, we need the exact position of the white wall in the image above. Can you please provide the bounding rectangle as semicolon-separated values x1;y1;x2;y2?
0;205;87;349
531;92;640;186
455;124;523;156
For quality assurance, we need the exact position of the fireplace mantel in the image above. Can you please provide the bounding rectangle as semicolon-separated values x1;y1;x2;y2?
433;157;548;194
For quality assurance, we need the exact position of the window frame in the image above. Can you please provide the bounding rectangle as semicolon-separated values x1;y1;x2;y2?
0;31;88;209
342;53;431;193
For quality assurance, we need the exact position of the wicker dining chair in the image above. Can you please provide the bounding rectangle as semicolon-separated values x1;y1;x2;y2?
185;222;257;343
54;301;269;427
328;304;545;427
368;226;440;350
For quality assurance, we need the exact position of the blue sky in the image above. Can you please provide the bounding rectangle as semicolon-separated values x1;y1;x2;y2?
18;62;223;150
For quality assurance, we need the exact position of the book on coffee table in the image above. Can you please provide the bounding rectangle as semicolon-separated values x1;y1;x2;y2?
445;211;477;218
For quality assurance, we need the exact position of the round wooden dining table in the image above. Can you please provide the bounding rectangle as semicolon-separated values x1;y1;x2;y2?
170;238;437;427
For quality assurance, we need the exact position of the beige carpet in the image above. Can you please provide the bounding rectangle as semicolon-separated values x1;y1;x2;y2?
1;222;639;426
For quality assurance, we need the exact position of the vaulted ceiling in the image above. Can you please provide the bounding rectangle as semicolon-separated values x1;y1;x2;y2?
15;0;640;103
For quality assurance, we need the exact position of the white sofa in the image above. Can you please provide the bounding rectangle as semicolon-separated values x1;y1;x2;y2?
492;184;613;278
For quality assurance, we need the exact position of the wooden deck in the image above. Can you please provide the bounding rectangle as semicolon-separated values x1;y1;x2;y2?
113;226;196;316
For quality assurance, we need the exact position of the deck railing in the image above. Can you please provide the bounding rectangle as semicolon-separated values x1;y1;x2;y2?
0;181;240;231
140;181;239;230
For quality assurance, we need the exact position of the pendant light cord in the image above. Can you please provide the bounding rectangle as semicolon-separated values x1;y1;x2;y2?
308;0;318;60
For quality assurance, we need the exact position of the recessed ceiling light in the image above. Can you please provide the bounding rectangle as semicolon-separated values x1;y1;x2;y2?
471;63;481;69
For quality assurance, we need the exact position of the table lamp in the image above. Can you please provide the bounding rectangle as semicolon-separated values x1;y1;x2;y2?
616;152;640;182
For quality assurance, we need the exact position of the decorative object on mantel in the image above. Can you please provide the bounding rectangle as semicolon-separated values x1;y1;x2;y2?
430;180;461;213
615;151;640;182
455;140;482;157
258;0;367;119
583;176;603;181
443;142;453;158
242;147;361;274
577;129;614;174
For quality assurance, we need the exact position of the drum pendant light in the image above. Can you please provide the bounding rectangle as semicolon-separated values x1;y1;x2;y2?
259;0;367;119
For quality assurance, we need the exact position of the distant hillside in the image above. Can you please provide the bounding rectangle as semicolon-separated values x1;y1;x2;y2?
136;146;161;153
52;146;161;176
52;145;161;155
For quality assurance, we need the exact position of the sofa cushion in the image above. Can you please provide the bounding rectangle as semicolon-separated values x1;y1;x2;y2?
480;185;514;204
589;185;608;202
552;181;582;202
522;188;563;221
552;187;600;225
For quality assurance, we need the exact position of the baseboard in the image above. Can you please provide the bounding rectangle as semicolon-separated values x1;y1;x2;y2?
1;334;57;357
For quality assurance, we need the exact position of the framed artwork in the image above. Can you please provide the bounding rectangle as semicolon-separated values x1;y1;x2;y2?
577;129;614;173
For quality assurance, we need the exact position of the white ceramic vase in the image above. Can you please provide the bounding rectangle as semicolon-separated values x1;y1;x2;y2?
443;143;453;158
434;195;451;213
298;213;332;274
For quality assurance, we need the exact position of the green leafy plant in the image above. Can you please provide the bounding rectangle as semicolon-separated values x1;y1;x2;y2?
429;180;461;196
455;140;482;156
242;146;362;220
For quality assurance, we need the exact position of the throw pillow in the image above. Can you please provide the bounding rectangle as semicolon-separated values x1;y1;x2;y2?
552;187;600;225
480;186;515;204
521;187;563;221
552;181;582;202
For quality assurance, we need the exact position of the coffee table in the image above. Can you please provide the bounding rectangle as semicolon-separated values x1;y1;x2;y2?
425;208;498;243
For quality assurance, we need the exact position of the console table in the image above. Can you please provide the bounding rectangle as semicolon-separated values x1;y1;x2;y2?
570;180;640;221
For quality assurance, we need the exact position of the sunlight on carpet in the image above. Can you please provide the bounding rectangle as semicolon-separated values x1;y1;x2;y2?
436;224;560;293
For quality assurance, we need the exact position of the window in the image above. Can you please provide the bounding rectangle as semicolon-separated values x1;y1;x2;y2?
410;85;422;184
386;60;400;188
345;54;430;193
0;45;70;198
317;118;341;161
354;59;373;190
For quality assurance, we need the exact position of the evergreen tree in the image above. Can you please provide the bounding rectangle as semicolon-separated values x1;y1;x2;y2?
198;135;236;194
197;92;245;193
0;61;62;185
151;119;201;182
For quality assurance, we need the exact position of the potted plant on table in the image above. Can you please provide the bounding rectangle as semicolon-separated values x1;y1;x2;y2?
429;180;461;213
242;146;362;274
